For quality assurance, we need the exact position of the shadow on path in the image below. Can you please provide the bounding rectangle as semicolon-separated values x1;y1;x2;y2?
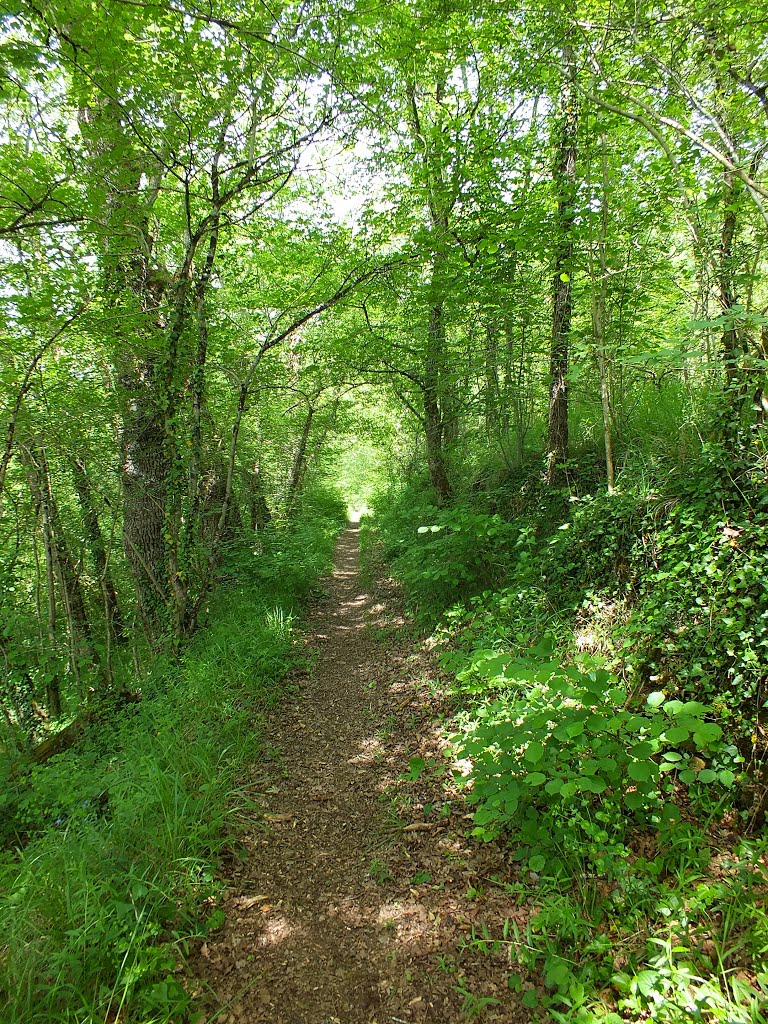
190;524;530;1024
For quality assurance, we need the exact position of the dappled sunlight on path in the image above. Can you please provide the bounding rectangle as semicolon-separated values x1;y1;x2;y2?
189;524;530;1024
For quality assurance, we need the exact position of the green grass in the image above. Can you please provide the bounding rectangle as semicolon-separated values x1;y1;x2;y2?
0;489;345;1023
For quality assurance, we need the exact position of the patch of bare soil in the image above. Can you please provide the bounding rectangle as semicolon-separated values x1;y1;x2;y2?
189;524;534;1023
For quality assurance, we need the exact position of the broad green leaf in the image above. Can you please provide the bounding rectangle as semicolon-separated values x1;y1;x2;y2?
624;791;646;810
627;760;653;783
525;741;545;764
579;776;608;794
664;726;690;743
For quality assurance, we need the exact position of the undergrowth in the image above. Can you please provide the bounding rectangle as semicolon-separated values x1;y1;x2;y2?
363;445;768;1023
0;487;346;1023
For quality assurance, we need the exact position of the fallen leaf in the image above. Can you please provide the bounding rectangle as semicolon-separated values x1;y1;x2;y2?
236;895;268;908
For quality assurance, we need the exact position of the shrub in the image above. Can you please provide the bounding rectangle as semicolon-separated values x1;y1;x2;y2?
454;644;737;875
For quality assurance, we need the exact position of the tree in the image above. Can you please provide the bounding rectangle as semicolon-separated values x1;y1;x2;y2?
546;41;579;485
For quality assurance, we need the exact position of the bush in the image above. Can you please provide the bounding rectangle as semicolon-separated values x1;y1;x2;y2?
454;644;734;873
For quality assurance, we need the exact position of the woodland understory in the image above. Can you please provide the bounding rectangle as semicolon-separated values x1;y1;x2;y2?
2;1;768;1021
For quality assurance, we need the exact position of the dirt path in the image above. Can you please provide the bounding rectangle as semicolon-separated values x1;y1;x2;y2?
191;524;532;1023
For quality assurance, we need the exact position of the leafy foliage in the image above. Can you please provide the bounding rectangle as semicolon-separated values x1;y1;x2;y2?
454;646;732;863
0;496;344;1022
363;455;768;1022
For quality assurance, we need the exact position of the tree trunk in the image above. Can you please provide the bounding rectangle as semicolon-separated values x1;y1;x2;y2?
425;302;452;503
42;453;95;685
591;134;616;493
546;48;578;487
720;170;741;387
25;449;95;709
24;453;61;716
287;405;315;513
79;98;173;640
201;459;242;543
120;368;169;635
404;75;455;502
484;322;500;433
72;458;125;649
245;466;272;530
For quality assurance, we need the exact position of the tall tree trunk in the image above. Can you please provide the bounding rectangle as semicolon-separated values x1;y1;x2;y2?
79;98;173;639
244;465;272;531
546;48;578;486
719;170;741;388
41;452;94;683
24;453;60;715
591;134;616;493
287;405;315;512
72;458;125;652
425;301;452;502
24;448;96;710
405;75;455;502
120;367;169;634
484;322;500;433
501;319;530;472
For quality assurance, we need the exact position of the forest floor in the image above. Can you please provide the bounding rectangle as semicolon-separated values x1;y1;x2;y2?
189;523;534;1024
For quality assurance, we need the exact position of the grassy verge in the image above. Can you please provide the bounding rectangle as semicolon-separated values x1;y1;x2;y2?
0;489;346;1023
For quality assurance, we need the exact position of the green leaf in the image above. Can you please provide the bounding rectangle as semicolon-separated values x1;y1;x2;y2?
660;804;681;826
624;791;646;810
636;970;662;996
524;741;545;764
664;726;690;743
627;760;653;783
521;989;539;1009
646;691;666;709
545;957;571;990
631;741;654;760
579;775;608;794
528;854;546;872
692;722;723;745
525;771;547;787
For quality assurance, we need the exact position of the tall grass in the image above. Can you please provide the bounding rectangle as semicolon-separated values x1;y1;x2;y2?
0;489;346;1023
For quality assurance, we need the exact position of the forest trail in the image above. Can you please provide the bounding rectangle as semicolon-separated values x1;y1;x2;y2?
190;524;529;1024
